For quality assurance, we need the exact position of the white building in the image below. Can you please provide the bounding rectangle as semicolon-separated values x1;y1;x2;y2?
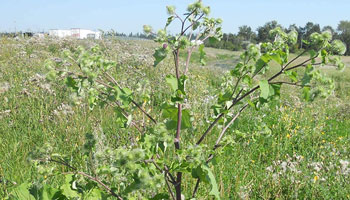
49;28;101;39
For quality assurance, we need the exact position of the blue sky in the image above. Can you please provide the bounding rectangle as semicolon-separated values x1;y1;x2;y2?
0;0;349;33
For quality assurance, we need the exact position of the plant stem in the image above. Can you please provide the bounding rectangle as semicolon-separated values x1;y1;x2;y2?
44;158;123;199
192;104;248;198
165;173;176;200
173;46;183;200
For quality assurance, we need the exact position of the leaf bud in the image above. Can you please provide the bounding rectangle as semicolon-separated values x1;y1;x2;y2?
215;18;223;24
166;5;176;15
202;6;210;15
143;25;153;35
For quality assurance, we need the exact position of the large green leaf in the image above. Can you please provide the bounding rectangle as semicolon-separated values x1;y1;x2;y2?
153;47;168;67
162;104;192;130
270;53;283;66
259;80;270;99
254;54;271;75
165;75;178;92
270;83;281;98
41;185;62;200
193;165;221;200
8;182;35;200
61;174;80;198
85;188;108;200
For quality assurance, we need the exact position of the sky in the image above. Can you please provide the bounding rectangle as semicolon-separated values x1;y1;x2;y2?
0;0;349;34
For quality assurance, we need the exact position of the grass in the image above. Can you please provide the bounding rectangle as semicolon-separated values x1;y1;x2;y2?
0;36;350;199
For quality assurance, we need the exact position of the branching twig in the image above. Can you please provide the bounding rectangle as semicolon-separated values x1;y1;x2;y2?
42;158;123;200
104;72;157;124
197;50;319;145
165;173;176;200
192;104;248;197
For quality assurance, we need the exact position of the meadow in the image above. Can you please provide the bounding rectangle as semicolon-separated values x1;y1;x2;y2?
0;36;350;199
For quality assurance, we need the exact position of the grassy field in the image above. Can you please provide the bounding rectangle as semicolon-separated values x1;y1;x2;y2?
0;36;350;199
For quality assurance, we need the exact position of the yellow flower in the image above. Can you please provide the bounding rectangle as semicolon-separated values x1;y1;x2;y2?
322;140;326;143
286;134;291;139
251;160;255;163
314;176;319;183
321;132;325;135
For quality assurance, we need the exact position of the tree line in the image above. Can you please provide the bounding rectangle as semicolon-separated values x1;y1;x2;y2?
205;20;350;55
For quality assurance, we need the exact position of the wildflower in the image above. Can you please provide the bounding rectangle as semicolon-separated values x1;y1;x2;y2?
313;175;319;183
321;131;325;135
286;134;291;139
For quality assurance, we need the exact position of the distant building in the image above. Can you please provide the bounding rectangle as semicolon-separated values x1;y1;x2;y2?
34;33;46;38
48;28;101;39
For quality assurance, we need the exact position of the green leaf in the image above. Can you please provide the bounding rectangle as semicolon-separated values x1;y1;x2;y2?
61;174;80;198
178;75;187;95
165;16;174;28
302;86;311;101
247;99;257;110
85;188;107;200
270;83;281;98
153;47;168;67
259;80;270;99
114;107;128;128
218;91;232;104
65;76;79;90
192;165;220;199
270;53;283;66
41;185;62;200
284;71;298;82
199;44;206;66
162;104;192;130
202;165;221;200
8;182;35;200
301;64;314;86
242;75;252;86
165;75;178;92
254;54;270;75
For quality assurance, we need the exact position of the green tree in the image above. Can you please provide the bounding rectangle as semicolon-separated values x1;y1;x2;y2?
256;21;282;43
238;25;256;42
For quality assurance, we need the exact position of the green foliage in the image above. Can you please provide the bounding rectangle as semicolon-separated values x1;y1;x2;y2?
153;47;168;67
2;1;348;200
